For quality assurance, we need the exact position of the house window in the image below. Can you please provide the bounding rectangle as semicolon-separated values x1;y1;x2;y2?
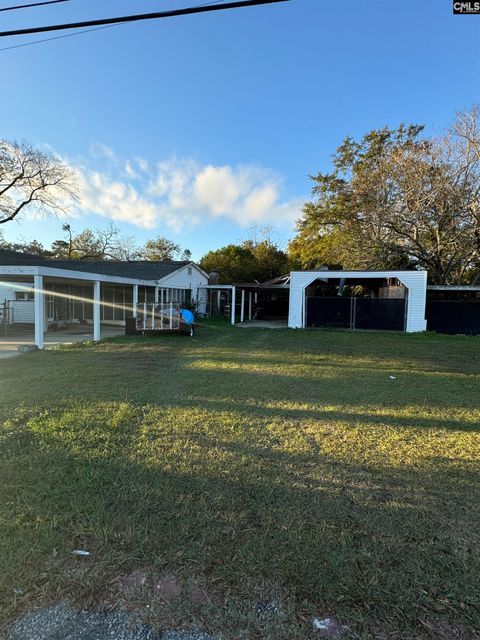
188;267;192;276
15;290;34;301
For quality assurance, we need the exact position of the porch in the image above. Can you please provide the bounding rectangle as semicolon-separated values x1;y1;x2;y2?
0;264;158;348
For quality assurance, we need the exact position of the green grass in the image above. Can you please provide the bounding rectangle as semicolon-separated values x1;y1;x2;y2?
1;325;479;639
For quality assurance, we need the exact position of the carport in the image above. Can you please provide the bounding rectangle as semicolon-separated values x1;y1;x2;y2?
288;270;428;332
231;282;290;325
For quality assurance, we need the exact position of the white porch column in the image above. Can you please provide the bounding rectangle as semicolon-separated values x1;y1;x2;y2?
231;286;236;325
93;280;101;341
133;284;139;318
240;289;245;323
154;287;159;303
34;275;44;349
248;291;252;320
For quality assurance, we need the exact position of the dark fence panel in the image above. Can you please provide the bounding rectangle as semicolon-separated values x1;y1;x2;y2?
306;297;406;331
306;297;351;328
426;300;480;335
355;298;405;331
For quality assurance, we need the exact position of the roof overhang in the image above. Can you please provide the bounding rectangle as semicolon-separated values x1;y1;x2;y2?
0;264;156;287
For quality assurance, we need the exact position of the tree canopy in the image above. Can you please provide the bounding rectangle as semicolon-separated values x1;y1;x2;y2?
200;232;289;283
289;106;480;284
140;236;191;262
0;224;191;263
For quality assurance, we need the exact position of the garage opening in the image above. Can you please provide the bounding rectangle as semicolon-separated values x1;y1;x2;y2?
305;277;407;331
233;279;290;326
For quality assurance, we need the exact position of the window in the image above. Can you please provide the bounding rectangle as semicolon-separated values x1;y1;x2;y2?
188;267;192;276
15;290;34;301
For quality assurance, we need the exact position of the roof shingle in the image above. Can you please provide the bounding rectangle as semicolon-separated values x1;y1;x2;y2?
0;249;189;281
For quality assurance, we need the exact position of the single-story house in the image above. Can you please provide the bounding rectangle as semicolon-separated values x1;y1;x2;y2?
0;249;210;347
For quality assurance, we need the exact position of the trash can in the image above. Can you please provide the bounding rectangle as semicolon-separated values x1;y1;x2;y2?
125;316;137;335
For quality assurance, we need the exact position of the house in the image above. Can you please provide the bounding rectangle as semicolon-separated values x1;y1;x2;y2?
0;249;210;347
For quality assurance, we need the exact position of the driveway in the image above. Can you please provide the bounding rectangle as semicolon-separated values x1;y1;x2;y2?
0;326;125;359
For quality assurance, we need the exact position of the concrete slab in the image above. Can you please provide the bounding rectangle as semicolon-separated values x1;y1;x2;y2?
236;320;287;329
0;326;125;359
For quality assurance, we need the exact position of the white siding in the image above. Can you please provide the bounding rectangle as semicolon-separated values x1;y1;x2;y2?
288;270;427;333
0;284;35;324
158;264;209;314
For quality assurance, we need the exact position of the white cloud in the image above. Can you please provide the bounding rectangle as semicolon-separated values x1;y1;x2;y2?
76;169;159;229
124;161;138;179
194;165;244;216
135;157;149;173
90;142;115;161
71;149;302;232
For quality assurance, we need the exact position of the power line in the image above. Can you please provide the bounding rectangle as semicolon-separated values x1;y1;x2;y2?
0;0;229;50
0;0;290;38
0;0;71;12
0;23;117;51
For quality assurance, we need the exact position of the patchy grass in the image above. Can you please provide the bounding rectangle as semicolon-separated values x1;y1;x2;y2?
0;325;479;639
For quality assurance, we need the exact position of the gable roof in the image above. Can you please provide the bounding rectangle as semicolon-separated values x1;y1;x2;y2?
0;249;190;281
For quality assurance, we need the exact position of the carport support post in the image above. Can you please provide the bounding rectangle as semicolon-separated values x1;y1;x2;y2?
240;289;245;322
132;284;138;318
248;291;252;320
93;280;101;342
34;275;44;349
231;286;236;325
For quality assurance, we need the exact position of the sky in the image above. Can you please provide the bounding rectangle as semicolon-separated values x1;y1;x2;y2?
0;0;479;261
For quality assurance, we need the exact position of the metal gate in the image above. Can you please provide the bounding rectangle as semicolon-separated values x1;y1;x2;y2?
306;296;406;331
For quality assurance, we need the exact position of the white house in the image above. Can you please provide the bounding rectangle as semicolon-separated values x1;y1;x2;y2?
0;249;210;348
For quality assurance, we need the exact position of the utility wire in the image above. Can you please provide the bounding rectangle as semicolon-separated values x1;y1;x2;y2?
0;0;71;12
0;23;117;50
0;0;229;50
0;0;290;38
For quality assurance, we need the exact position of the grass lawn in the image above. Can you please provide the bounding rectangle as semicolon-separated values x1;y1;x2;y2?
0;324;479;639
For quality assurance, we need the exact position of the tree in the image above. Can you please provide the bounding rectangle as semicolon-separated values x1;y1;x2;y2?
289;107;480;284
0;231;51;256
243;239;290;281
200;244;259;283
50;223;140;260
199;233;289;284
0;140;77;225
141;236;187;262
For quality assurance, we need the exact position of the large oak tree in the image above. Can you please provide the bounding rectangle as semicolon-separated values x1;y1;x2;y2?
289;107;480;284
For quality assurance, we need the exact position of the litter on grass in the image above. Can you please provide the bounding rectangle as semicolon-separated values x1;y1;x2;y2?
72;550;91;556
312;616;348;637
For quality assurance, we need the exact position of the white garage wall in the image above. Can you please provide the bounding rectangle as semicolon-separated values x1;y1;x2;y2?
288;271;427;333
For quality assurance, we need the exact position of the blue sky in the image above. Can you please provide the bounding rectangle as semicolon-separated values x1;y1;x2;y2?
0;0;479;260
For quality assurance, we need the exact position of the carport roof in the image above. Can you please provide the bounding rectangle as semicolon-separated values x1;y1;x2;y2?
0;249;188;280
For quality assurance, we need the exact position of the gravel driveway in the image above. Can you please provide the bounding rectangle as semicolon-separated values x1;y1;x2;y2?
6;604;217;640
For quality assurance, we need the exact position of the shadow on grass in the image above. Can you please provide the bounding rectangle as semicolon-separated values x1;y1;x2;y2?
1;404;479;638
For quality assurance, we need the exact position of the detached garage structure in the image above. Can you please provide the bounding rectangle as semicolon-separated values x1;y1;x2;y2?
288;270;428;333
